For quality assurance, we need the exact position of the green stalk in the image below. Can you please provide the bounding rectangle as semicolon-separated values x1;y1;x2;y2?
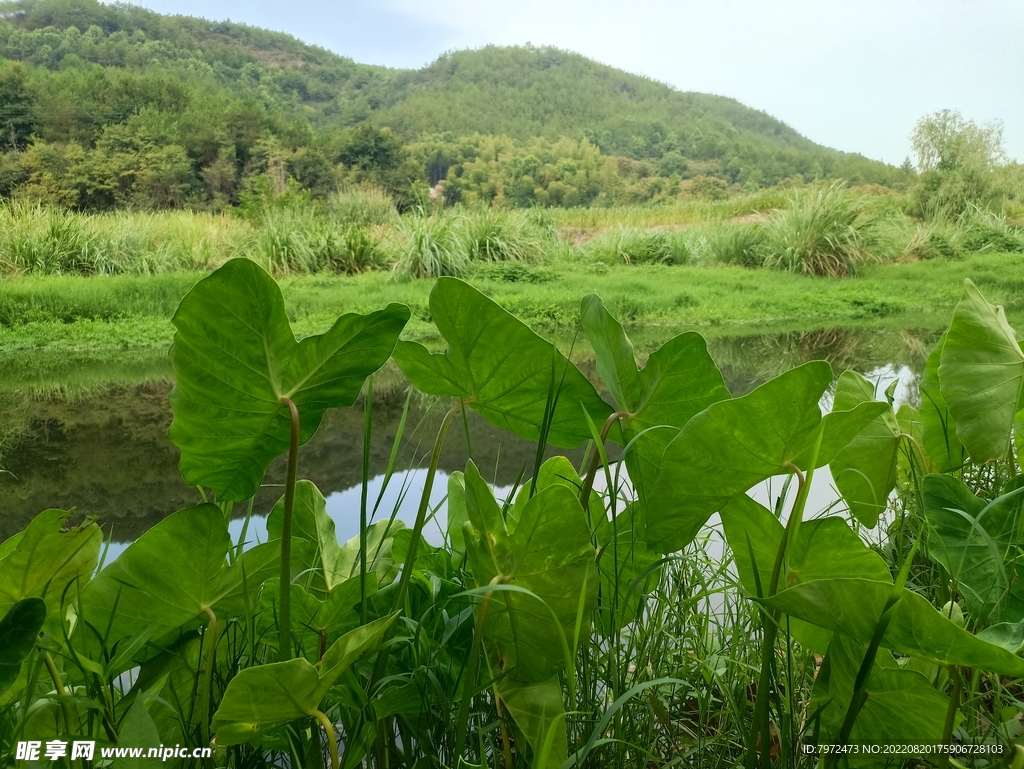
360;375;373;625
578;411;627;511
938;665;962;769
197;607;219;756
454;587;496;763
278;396;300;661
42;651;77;737
312;709;340;769
746;439;820;769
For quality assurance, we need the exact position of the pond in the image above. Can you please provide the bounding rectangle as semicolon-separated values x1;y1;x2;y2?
0;324;939;556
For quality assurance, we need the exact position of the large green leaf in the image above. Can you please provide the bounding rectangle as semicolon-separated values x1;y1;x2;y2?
266;480;402;596
79;505;284;668
462;460;598;682
0;509;101;635
113;698;163;769
810;633;947;754
169;258;409;501
766;577;1024;676
938;279;1024;462
720;494;891;652
0;598;45;698
461;460;597;769
919;332;966;472
923;473;1024;625
579;294;729;495
392;278;612;448
212;613;397;746
830;371;900;527
259;580;373;662
642;362;886;552
498;677;567;769
594;503;659;634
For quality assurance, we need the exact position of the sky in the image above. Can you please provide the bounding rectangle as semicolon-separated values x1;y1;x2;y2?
134;0;1024;165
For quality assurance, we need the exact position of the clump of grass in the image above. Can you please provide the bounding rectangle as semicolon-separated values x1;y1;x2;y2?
957;209;1024;253
458;208;551;263
256;208;384;275
389;211;468;279
582;227;690;266
323;186;398;228
760;183;873;277
699;222;766;267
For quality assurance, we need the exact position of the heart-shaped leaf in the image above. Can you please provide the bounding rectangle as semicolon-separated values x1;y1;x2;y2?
79;505;286;669
212;613;397;746
169;258;409;501
392;278;613;448
462;459;598;683
0;509;101;636
580;294;729;496
643;362;886;552
938;279;1024;462
923;474;1024;625
766;577;1024;676
0;598;45;698
919;332;966;472
266;480;402;596
498;677;567;769
811;633;947;749
830;370;900;527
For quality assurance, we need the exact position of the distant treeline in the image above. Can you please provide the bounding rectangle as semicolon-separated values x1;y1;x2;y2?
0;0;907;211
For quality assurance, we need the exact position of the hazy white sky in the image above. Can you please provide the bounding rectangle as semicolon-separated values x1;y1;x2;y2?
136;0;1024;165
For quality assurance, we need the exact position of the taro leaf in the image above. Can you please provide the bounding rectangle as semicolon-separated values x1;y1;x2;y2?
0;598;45;698
0;509;101;635
919;332;966;472
766;577;1024;676
113;698;162;769
212;613;397;746
80;505;284;669
122;633;203;746
448;472;469;569
923;474;1024;625
720;494;890;652
643;362;886;553
392;278;613;448
938;279;1024;462
830;371;900;528
978;620;1024;652
498;677;567;769
462;460;598;683
259;580;374;662
0;531;23;561
169;258;409;501
266;480;402;595
810;633;947;752
580;295;729;495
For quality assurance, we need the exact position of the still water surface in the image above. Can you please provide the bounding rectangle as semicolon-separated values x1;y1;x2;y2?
0;325;937;554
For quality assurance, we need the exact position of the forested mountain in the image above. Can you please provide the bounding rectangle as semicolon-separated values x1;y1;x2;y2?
0;0;904;210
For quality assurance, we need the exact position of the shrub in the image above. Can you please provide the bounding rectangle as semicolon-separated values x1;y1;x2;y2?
760;183;873;277
389;212;468;279
458;208;550;263
582;227;689;266
324;186;397;228
701;222;766;267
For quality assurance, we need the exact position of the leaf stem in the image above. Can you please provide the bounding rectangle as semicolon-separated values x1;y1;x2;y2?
579;411;628;510
197;606;219;757
42;650;77;737
938;665;962;769
279;396;300;661
312;708;340;769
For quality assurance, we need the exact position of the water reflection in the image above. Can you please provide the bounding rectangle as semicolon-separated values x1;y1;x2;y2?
0;325;939;544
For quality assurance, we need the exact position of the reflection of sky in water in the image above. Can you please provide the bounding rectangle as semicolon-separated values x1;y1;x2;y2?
97;363;917;567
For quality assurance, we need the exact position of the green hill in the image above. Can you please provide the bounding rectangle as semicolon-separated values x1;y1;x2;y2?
0;0;902;210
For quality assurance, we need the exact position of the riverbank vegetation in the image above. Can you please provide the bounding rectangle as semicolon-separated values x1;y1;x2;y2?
2;262;1024;768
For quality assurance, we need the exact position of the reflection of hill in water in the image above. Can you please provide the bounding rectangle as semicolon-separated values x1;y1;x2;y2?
0;326;939;542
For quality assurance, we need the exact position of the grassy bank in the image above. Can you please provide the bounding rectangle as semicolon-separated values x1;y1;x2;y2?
3;252;1022;357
